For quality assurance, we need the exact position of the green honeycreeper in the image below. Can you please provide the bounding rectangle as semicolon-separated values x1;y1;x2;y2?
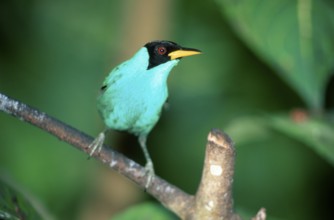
89;40;201;188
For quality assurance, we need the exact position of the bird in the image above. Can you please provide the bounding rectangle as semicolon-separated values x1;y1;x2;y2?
89;40;201;188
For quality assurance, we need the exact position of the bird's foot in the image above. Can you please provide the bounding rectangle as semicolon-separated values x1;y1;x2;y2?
144;161;155;189
87;132;105;158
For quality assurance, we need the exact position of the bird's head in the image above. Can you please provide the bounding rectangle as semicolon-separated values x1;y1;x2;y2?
144;40;201;69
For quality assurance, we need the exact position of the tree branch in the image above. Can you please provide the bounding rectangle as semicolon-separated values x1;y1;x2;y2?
252;208;266;220
0;92;265;219
191;129;240;220
0;93;192;217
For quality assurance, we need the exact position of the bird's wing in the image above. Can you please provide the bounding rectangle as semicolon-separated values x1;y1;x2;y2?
99;61;129;93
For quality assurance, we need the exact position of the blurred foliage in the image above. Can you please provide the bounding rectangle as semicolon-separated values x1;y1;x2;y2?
0;177;44;220
112;202;177;220
269;113;334;164
216;0;334;111
0;0;334;220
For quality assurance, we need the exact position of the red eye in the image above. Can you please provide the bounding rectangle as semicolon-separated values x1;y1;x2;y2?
157;46;167;55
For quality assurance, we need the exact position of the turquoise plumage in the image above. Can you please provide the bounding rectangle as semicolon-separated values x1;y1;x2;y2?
98;47;179;136
89;40;201;188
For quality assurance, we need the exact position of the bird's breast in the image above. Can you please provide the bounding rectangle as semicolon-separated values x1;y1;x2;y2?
97;74;168;135
97;57;178;135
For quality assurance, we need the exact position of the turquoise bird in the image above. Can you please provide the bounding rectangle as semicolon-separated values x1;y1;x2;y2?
89;40;201;187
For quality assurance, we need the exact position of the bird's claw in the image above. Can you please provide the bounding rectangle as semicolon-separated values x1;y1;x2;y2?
144;161;155;189
87;132;105;158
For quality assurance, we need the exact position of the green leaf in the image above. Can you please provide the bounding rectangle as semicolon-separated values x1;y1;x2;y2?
0;178;44;220
225;116;270;145
112;202;177;220
225;113;334;166
215;0;334;111
269;113;334;165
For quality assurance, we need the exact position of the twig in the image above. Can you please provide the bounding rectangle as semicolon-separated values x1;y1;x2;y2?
0;93;192;217
0;92;265;219
190;129;240;220
252;208;266;220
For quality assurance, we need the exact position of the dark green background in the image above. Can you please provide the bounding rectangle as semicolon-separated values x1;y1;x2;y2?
1;0;334;219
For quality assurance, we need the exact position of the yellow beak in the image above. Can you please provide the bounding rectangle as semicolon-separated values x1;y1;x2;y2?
168;48;202;60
